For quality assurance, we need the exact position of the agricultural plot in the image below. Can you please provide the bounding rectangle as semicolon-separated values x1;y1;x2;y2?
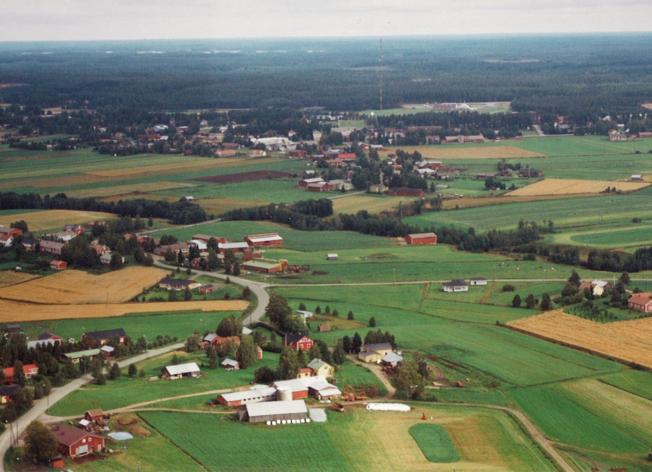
0;266;167;304
140;404;552;471
508;310;652;369
567;224;652;248
65;181;197;198
0;298;248;322
0;270;39;287
507;178;649;196
599;370;652;401
331;194;416;214
380;145;544;160
0;209;114;232
409;423;460;463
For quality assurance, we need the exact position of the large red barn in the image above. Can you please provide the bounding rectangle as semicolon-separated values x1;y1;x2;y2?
51;424;105;458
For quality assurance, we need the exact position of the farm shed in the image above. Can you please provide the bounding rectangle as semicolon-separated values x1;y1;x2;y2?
244;233;284;248
221;358;240;370
51;424;105;459
242;259;288;274
297;310;314;319
299;177;325;188
469;277;488;286
326;253;338;260
307;182;333;192
405;232;438;245
628;292;652;313
158;277;200;291
304;377;342;400
358;342;394;363
217;386;277;407
39;239;65;256
442;280;469;293
218;241;250;253
64;348;100;364
161;362;201;380
242;400;309;424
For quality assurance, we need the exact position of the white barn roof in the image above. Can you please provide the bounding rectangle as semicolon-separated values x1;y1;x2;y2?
246;233;283;243
220;386;277;403
219;242;250;250
164;362;200;376
246;400;307;418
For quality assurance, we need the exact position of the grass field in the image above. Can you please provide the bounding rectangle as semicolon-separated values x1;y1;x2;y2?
507;178;649;196
381;145;544;160
140;403;552;471
409;423;460;463
0;266;167;304
331;193;416;214
0;209;114;232
508;310;652;369
599;370;652;401
567;224;652;248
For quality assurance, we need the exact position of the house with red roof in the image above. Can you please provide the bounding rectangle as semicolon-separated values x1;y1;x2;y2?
628;292;652;313
51;424;105;458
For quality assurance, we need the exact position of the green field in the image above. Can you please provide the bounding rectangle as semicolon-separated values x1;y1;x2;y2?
599;370;652;401
409;423;460;463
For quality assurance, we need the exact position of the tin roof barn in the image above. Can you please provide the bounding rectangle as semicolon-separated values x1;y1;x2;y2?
161;362;201;380
242;400;309;424
218;386;277;407
244;233;284;247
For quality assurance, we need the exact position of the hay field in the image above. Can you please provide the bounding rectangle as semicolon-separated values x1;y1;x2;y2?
66;181;197;198
508;310;652;369
0;271;39;288
332;194;415;214
381;145;543;160
508;178;649;197
0;267;167;304
0;209;115;232
0;298;248;322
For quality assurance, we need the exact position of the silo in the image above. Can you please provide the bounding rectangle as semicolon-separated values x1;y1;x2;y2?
277;387;292;401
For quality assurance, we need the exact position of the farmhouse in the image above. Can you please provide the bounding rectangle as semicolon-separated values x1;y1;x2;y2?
39;239;65;256
63;224;84;235
405;232;438;245
51;424;105;459
284;333;314;351
358;342;394;363
217;386;277;407
628;292;652;313
64;348;101;364
2;364;39;384
242;258;288;274
161;362;201;380
579;279;611;297
442;279;469;292
244;233;284;248
469;277;488;286
241;399;309;424
49;260;68;271
82;328;127;347
306;358;334;378
153;242;189;256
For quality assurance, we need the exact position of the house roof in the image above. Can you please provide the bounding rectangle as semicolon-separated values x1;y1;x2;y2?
159;277;194;288
443;279;468;287
218;242;250;250
0;384;20;396
629;292;652;305
203;333;218;342
221;358;240;367
382;352;404;364
307;358;331;371
64;349;100;359
246;233;283;243
51;424;102;447
273;378;309;392
285;333;310;345
38;332;60;340
163;362;200;376
361;342;393;353
100;345;115;353
246;400;308;418
84;328;126;340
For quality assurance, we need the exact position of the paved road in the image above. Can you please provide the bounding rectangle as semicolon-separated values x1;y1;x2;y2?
0;342;185;472
154;260;270;326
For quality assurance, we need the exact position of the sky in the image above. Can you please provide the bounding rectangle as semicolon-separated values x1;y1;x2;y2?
1;0;652;42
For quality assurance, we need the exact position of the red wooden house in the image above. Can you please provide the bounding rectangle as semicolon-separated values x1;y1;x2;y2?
284;333;314;352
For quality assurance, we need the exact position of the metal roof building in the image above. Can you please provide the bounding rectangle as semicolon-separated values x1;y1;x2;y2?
244;400;308;424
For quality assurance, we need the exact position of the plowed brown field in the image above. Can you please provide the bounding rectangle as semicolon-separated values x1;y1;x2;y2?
508;310;652;369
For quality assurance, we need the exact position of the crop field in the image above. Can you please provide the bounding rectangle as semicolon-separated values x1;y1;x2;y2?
140;404;552;471
566;224;652;248
194;170;293;184
274;285;621;387
599;370;652;401
0;209;115;232
0;266;167;304
507;178;649;196
508;310;652;369
510;379;652;469
331;194;416;214
0;270;39;287
409;423;460;463
65;181;197;198
380;145;544;160
49;350;280;416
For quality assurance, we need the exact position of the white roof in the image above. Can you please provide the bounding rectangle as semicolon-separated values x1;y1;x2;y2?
203;333;218;342
297;310;313;318
221;358;239;367
219;242;250;250
220;386;277;402
302;177;325;184
190;240;208;249
242;327;253;335
592;279;609;287
274;376;337;392
100;345;115;352
246;233;283;243
327;253;338;258
27;339;57;349
382;352;403;364
273;378;309;392
246;400;307;418
78;419;91;427
366;403;411;412
164;362;200;376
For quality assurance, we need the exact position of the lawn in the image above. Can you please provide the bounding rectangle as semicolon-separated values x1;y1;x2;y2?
334;361;388;396
47;350;279;416
409;423;460;462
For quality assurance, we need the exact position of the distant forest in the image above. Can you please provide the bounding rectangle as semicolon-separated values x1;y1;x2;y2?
1;35;652;115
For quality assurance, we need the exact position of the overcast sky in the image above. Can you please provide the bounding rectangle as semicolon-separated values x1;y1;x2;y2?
1;0;651;42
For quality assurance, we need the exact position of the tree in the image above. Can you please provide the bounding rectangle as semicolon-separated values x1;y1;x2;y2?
352;332;362;354
619;272;631;286
217;316;241;337
128;364;137;377
109;362;121;380
512;294;522;308
207;345;218;369
33;382;43;400
347;310;354;320
242;286;251;299
394;359;425;400
110;252;123;270
540;293;552;310
368;317;377;327
342;335;352;353
525;294;537;309
183;287;192;301
298;303;306;311
568;270;581;287
168;290;178;302
238;335;258;369
24;421;58;465
277;347;300;380
13;361;26;386
95;372;106;385
332;339;346;365
254;365;277;383
207;249;219;271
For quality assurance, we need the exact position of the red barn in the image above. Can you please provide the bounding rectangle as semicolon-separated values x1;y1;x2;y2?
50;260;68;270
51;424;105;458
284;333;314;352
405;232;438;246
3;364;39;384
244;233;284;248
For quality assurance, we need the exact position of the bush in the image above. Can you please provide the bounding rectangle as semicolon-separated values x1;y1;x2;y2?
502;284;515;292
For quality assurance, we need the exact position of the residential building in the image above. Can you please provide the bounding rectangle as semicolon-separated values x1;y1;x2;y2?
358;342;394;363
284;333;314;351
628;292;652;313
82;328;127;347
442;279;469;293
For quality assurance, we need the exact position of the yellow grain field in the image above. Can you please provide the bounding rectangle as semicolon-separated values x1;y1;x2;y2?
0;209;115;232
508;310;652;369
0;267;167;304
0;299;249;322
0;271;39;288
66;181;197;198
507;178;649;197
380;145;543;160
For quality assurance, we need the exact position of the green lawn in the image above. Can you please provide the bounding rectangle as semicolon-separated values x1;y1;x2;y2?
409;423;460;462
335;361;388;396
